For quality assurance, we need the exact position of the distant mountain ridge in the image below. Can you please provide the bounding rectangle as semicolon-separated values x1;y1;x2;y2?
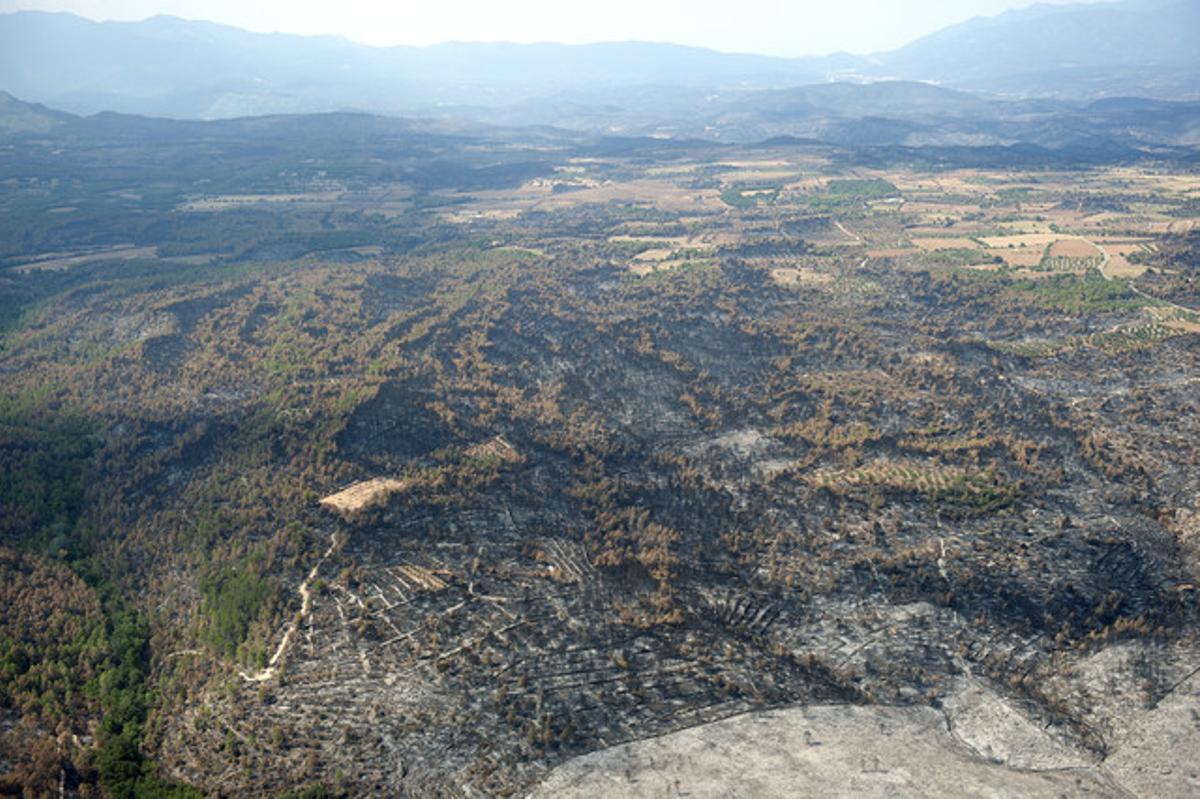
0;0;1196;134
2;9;1197;157
876;0;1200;98
3;80;1198;161
0;90;74;133
0;11;830;118
1;0;1198;122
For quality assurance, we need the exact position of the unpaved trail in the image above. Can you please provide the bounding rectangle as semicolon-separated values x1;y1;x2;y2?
1094;238;1112;273
240;531;341;683
835;220;863;243
165;648;202;659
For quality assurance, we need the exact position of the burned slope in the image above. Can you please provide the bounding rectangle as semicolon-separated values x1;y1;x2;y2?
133;240;1200;795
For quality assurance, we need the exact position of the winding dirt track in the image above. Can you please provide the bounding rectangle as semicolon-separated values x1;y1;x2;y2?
240;532;340;683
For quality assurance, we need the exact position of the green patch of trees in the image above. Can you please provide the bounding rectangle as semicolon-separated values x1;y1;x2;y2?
719;186;778;209
0;388;99;556
823;178;898;199
1012;271;1146;313
93;606;201;799
200;566;273;657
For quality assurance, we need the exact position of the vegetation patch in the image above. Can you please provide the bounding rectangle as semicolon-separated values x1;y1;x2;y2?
823;178;899;199
809;460;1019;511
1090;322;1178;353
0;388;99;555
988;338;1078;358
1010;271;1147;313
720;186;779;209
199;566;274;659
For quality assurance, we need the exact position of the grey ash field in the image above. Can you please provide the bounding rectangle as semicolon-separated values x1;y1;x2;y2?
2;106;1200;797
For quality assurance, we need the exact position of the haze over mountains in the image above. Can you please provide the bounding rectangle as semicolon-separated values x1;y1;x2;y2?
0;0;1198;157
0;0;1196;124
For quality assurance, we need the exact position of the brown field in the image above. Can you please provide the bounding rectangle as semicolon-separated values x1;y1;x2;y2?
912;238;980;251
980;233;1060;248
994;248;1047;267
1104;255;1148;279
1048;239;1101;259
1098;239;1155;256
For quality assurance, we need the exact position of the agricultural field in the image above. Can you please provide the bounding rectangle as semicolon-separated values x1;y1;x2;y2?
1;111;1199;797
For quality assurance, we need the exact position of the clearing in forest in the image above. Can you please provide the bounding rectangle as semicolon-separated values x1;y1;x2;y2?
319;478;408;517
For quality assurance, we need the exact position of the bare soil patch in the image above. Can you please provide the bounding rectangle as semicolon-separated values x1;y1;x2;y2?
912;238;980;251
1048;239;1101;258
980;233;1060;249
319;478;408;518
770;268;834;288
994;248;1047;267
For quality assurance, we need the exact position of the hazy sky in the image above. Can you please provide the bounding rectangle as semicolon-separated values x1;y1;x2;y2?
0;0;1099;56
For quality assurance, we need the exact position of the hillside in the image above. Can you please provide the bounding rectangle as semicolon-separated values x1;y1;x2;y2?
1;2;1198;794
1;95;1199;794
0;90;74;133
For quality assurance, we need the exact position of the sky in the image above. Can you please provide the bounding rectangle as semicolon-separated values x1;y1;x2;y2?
0;0;1098;56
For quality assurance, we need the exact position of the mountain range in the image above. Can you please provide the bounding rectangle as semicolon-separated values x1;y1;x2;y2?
4;80;1198;164
0;0;1196;124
